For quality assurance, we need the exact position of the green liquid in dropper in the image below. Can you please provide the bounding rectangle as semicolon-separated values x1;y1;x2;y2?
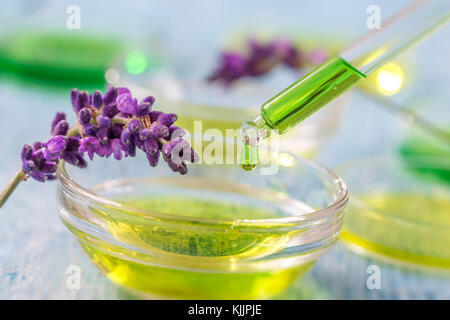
240;143;258;171
261;57;366;134
239;57;365;172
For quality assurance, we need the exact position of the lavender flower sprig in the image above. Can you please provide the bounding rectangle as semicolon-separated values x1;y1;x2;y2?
208;38;328;86
0;87;198;209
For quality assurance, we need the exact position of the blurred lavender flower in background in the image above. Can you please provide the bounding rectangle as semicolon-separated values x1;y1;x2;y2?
208;37;328;86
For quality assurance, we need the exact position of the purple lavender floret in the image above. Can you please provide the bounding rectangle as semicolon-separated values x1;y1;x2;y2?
111;139;124;160
144;137;159;155
117;91;138;115
169;126;185;138
139;128;151;141
92;90;103;109
83;123;99;136
149;122;169;139
52;120;69;136
157;113;177;127
149;111;163;123
50;112;69;136
127;119;141;133
21;144;33;162
141;96;155;105
102;103;119;118
78;108;92;125
20;141;61;182
75;91;89;112
20;86;198;182
146;151;160;167
120;128;132;145
102;87;118;106
97;115;112;129
70;89;79;107
161;137;199;174
51;112;66;133
60;137;87;168
42;136;67;161
135;102;152;118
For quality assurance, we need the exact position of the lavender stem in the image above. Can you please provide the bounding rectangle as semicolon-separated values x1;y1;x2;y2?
112;117;129;126
67;125;80;137
0;170;26;209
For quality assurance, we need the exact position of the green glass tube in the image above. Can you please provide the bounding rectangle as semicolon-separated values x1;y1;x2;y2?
261;57;366;134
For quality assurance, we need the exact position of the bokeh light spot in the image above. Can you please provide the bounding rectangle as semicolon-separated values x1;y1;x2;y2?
376;63;404;95
105;68;120;84
279;152;295;167
125;51;148;75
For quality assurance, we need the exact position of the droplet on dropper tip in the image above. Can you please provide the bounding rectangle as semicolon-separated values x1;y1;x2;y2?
240;143;258;172
241;163;257;171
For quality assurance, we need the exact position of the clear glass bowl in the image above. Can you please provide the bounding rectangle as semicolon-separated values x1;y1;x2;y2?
56;154;348;299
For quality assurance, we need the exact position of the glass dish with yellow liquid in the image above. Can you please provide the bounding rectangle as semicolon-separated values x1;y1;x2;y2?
56;153;347;299
308;156;450;299
297;157;450;300
340;157;450;269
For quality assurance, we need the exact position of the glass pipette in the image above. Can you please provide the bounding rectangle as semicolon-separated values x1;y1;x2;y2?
240;0;450;152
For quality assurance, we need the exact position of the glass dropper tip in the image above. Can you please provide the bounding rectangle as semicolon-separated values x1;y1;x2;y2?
239;115;270;146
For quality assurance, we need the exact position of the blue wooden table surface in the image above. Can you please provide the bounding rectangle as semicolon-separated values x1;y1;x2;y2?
1;0;449;299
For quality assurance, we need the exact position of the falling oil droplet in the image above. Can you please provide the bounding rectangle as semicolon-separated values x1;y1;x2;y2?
241;163;257;171
240;143;258;171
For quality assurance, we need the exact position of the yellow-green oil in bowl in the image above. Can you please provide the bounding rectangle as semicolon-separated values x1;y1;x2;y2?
107;194;294;258
81;242;314;299
342;192;450;269
73;193;315;299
